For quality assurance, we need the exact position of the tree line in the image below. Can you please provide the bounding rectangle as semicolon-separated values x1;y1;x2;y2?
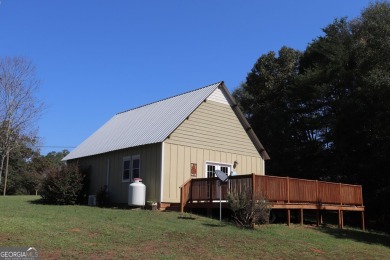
233;2;390;231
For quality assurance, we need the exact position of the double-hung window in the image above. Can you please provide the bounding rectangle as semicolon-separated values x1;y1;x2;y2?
122;155;141;182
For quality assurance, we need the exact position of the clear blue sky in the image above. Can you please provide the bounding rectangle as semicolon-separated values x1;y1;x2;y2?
0;0;373;155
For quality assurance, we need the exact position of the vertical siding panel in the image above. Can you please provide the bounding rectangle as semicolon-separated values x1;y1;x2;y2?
154;144;162;201
221;152;227;164
170;144;178;200
235;154;244;174
177;145;185;198
190;147;197;164
247;156;252;174
215;151;221;163
202;149;210;178
197;148;204;178
227;153;232;166
209;150;215;163
164;144;171;201
243;156;248;174
184;146;191;181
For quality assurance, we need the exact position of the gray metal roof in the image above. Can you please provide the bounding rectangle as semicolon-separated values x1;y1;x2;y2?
63;82;222;161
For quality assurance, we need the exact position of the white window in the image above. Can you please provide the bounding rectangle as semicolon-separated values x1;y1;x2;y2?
122;155;141;182
205;162;232;178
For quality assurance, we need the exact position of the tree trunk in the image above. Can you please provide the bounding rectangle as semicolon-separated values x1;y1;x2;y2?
0;154;4;186
3;151;9;196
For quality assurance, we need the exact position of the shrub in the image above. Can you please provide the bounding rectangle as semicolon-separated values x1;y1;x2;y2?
40;163;86;205
227;190;271;228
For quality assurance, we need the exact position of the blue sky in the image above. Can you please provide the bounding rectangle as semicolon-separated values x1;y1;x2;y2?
0;0;373;155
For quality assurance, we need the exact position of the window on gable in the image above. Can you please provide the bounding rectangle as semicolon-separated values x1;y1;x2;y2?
122;155;141;182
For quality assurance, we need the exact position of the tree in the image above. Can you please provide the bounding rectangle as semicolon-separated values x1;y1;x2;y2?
0;143;38;195
233;47;307;177
235;1;390;231
0;57;43;195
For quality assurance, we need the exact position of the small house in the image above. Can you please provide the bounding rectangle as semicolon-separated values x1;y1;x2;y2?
63;82;270;206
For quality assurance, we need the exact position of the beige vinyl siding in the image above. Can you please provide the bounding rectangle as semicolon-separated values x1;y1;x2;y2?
163;100;264;202
167;100;260;157
73;143;162;204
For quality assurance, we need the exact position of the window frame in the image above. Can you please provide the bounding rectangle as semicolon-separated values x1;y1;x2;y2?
122;155;141;182
122;156;131;182
205;161;232;178
132;155;141;180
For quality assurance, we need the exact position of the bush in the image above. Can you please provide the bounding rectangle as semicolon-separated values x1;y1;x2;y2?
227;190;271;228
40;163;86;205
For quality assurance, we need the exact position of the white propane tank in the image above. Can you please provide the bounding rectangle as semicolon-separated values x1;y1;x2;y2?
128;178;146;206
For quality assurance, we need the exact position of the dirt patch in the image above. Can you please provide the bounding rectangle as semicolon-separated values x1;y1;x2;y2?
39;250;62;259
83;242;98;246
69;228;81;232
311;248;325;254
0;233;10;242
88;232;98;238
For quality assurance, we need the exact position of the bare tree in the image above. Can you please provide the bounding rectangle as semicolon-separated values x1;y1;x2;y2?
0;57;43;195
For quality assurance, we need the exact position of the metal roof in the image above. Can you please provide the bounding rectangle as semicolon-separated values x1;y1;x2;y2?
63;82;222;161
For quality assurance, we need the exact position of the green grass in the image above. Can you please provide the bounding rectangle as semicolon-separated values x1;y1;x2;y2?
0;196;389;259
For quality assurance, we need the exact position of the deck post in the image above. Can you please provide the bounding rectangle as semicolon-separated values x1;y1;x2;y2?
338;210;344;229
300;208;304;226
180;187;184;213
338;210;340;228
287;209;291;226
362;211;366;231
252;173;256;202
316;209;320;226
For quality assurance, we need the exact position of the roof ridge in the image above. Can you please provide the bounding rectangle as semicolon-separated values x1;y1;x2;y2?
116;81;223;115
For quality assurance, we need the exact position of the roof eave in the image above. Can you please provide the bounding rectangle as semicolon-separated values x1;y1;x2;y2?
219;82;270;160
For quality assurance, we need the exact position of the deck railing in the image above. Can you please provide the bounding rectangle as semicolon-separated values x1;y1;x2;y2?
180;174;363;212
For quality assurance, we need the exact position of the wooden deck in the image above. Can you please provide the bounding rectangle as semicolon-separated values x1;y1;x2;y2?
180;174;365;230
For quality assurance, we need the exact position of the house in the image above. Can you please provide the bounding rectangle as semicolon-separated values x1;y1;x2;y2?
63;81;270;206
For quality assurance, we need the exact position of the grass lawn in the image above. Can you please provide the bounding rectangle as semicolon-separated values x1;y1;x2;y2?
0;196;389;259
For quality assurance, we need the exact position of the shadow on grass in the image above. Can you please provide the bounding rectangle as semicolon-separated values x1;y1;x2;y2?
28;198;49;205
28;198;131;210
202;223;227;227
178;215;196;220
317;226;390;248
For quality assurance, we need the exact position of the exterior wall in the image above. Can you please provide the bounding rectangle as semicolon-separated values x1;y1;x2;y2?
72;143;162;204
163;98;265;203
